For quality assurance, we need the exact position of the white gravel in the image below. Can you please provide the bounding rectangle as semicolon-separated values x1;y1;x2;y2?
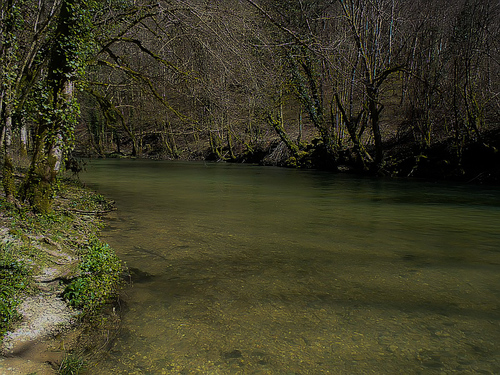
1;293;78;355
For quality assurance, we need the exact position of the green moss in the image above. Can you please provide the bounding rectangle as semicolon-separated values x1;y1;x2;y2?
286;156;298;168
19;158;58;214
285;151;309;168
29;180;54;214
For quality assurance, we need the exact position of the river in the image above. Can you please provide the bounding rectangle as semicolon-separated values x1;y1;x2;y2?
80;159;500;374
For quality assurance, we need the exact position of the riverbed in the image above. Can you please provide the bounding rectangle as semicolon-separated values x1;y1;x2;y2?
81;159;500;374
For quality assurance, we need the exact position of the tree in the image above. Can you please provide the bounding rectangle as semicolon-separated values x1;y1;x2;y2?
0;0;20;202
19;0;98;212
245;0;343;167
399;0;500;176
1;0;163;212
336;0;406;169
1;0;64;203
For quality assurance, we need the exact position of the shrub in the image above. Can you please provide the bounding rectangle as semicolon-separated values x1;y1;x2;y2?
63;240;121;315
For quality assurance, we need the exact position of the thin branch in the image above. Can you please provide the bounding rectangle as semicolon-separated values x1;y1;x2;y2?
96;59;190;122
244;0;314;47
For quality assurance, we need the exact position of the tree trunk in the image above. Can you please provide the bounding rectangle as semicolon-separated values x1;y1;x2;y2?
20;123;28;157
267;112;300;158
2;105;16;203
367;85;384;167
226;124;236;161
20;131;55;213
20;0;79;213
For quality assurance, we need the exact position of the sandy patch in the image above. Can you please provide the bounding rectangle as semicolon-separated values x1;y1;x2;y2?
2;294;78;355
1;293;79;374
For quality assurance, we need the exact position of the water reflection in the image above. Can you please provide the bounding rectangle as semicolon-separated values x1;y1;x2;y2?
81;160;500;374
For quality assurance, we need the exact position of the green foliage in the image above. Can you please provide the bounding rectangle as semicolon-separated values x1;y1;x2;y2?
52;0;100;82
58;352;87;375
69;191;113;212
8;196;70;236
0;243;32;337
64;240;121;315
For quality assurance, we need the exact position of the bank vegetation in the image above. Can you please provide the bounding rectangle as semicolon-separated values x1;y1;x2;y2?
0;175;122;374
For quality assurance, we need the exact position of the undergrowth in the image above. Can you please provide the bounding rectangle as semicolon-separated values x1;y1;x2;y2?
63;239;122;315
0;177;123;342
0;242;33;337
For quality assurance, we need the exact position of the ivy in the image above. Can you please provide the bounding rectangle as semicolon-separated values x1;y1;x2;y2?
5;0;148;212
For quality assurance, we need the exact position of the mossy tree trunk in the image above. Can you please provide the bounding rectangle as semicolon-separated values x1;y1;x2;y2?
267;112;301;159
21;80;75;212
20;0;92;212
1;0;18;203
289;49;339;164
19;122;28;158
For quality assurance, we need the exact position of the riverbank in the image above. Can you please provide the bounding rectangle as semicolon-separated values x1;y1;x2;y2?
76;127;500;185
0;177;123;374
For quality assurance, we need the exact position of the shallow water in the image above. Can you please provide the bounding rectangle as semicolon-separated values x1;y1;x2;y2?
81;159;500;374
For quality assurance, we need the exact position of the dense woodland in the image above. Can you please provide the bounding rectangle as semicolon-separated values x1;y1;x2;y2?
1;0;500;212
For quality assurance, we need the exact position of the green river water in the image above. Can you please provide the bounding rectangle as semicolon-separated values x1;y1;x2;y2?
80;159;500;374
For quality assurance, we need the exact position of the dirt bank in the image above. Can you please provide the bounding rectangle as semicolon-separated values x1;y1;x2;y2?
0;178;122;374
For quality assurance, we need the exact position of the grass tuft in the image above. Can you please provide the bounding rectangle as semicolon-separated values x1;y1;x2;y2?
58;352;87;375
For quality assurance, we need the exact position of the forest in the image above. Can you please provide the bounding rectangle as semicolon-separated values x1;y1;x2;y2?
1;2;500;373
1;0;500;212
